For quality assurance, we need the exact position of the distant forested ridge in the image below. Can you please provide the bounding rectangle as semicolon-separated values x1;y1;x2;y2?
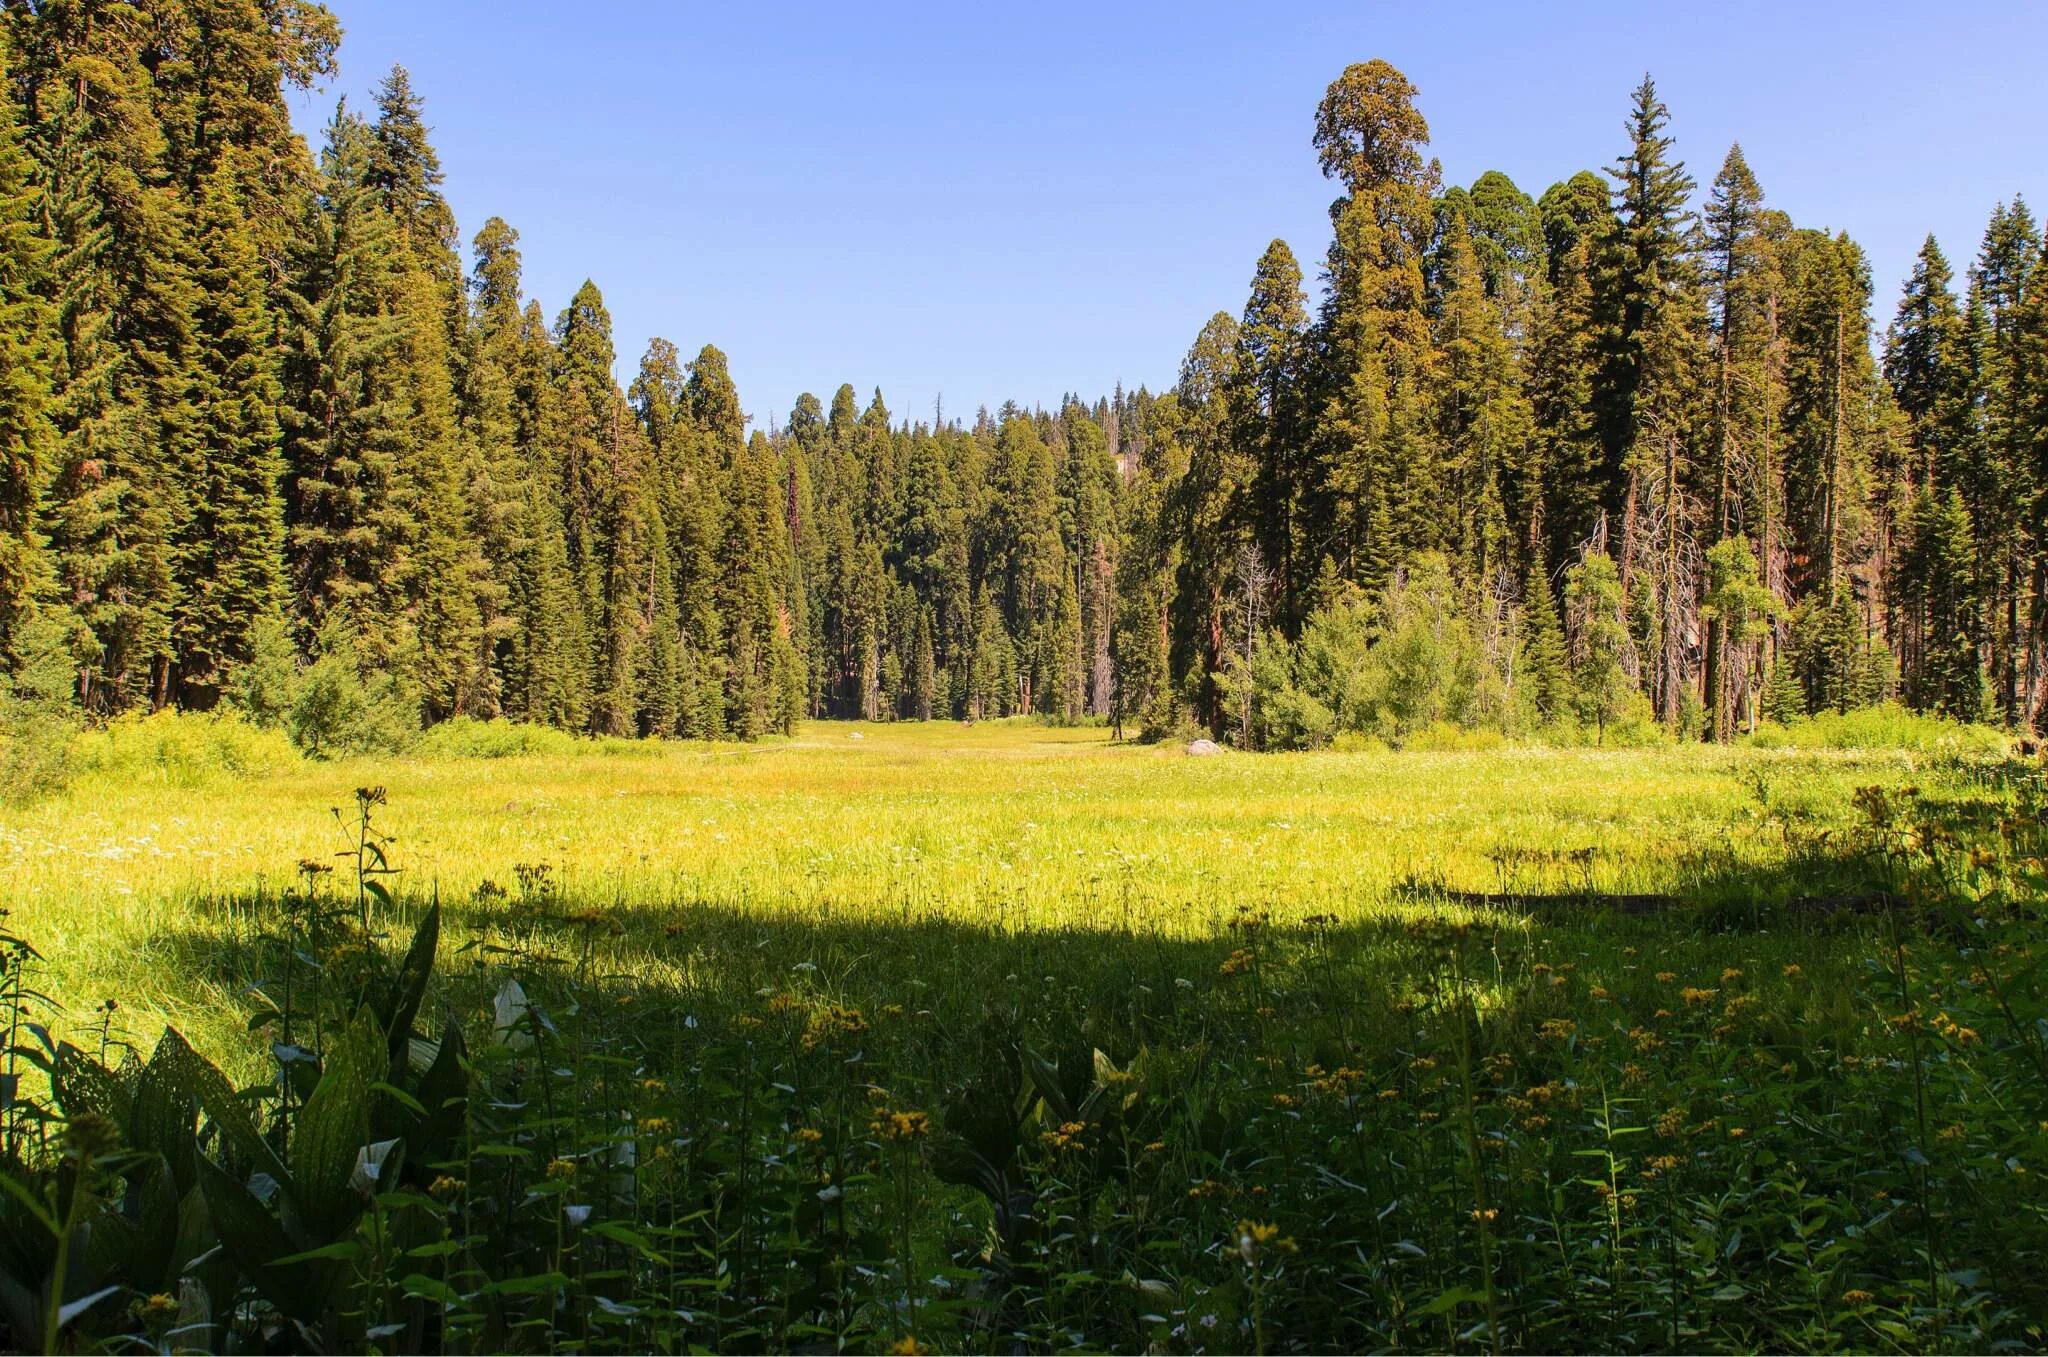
0;8;2039;748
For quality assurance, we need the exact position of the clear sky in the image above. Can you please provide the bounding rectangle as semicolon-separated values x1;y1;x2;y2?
290;1;2046;432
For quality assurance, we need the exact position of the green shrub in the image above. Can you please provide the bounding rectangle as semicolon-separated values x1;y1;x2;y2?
70;709;299;787
416;717;591;759
1745;702;2007;754
0;611;82;802
1401;720;1506;752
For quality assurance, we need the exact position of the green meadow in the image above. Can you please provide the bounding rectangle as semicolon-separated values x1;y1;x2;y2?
6;717;1947;1047
2;717;2044;1352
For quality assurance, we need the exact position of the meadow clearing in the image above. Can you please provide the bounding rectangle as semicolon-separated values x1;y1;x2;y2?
1;715;2043;1352
0;716;1959;1046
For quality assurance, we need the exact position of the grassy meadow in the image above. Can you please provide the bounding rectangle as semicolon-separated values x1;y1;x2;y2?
1;716;1950;1049
2;714;2045;1352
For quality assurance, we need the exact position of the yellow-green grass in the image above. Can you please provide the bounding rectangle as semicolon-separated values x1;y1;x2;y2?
4;714;1937;1059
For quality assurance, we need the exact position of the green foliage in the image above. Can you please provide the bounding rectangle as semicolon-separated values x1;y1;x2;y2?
0;609;77;801
1564;553;1633;741
67;709;298;787
287;619;421;759
414;715;592;759
1744;702;2008;755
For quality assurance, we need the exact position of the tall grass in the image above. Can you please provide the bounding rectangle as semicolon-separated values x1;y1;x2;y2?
0;721;2039;1351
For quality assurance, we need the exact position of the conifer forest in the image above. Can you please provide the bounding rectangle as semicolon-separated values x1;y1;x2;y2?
0;3;2046;1355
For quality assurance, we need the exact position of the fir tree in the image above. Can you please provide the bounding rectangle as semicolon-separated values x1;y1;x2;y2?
172;152;285;704
0;42;56;672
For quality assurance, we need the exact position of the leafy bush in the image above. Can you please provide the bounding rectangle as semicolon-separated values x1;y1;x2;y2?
1746;702;2008;754
285;630;422;760
0;611;81;802
415;716;592;759
69;709;299;787
1403;719;1507;752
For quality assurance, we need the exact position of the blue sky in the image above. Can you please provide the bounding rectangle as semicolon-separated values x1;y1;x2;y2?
292;1;2046;431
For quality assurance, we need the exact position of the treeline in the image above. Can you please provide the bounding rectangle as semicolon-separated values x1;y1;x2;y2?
1124;61;2048;747
0;11;2036;749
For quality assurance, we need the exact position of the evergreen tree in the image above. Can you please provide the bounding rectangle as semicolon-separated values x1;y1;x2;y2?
0;43;56;672
1308;59;1438;590
1519;557;1569;725
172;152;284;704
1233;239;1309;625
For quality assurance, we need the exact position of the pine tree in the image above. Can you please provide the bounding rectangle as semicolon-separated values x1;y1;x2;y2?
171;152;285;705
34;90;162;711
0;43;56;672
1519;557;1569;725
1433;208;1528;585
1885;235;1964;488
1308;60;1438;591
1232;239;1309;625
1700;144;1766;736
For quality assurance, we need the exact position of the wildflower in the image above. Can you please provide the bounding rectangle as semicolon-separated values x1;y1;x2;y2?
639;1116;673;1137
873;1109;932;1144
1469;1207;1499;1223
802;1003;868;1052
1655;1107;1686;1138
428;1175;465;1200
1039;1119;1088;1151
1782;963;1803;979
1842;1289;1874;1306
1589;985;1611;1001
1272;1092;1298;1109
131;1292;178;1338
1720;967;1744;983
796;1127;824;1145
545;1158;577;1182
1311;1066;1364;1096
1938;1123;1965;1141
1681;986;1718;1007
1656;971;1677;984
1187;1179;1227;1199
1646;1154;1681;1173
1219;948;1255;978
887;1338;925;1355
1234;1219;1296;1262
1144;1140;1166;1153
1727;1126;1747;1139
1629;1026;1664;1054
1621;1062;1648;1089
1537;1018;1577;1042
639;1077;667;1095
1410;1056;1438;1072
